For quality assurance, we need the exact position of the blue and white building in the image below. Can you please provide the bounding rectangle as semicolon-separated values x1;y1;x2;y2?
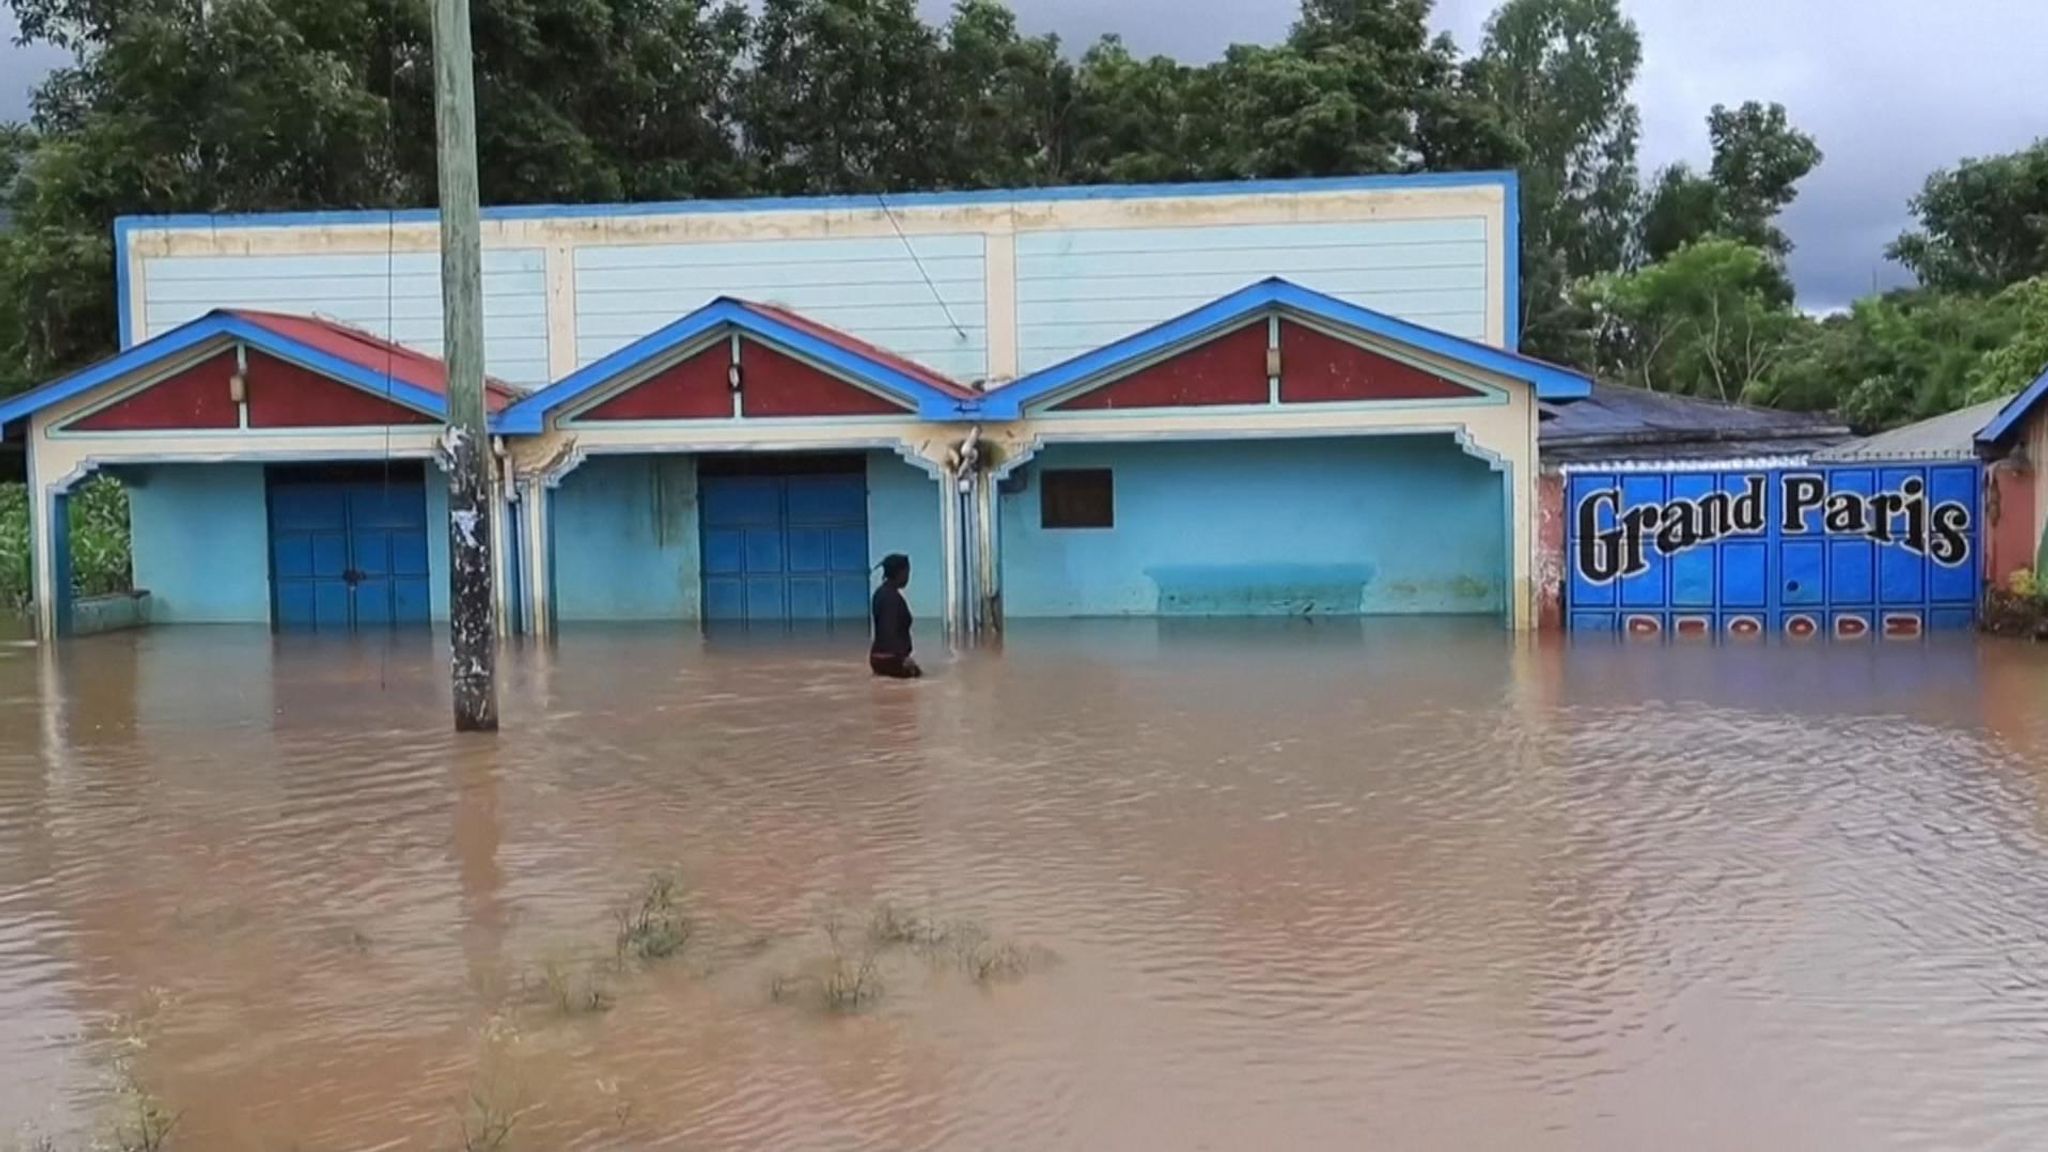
2;172;1597;638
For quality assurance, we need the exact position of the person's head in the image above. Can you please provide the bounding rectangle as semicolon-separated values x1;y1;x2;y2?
880;553;911;589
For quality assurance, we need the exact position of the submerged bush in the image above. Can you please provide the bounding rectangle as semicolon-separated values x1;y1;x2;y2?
614;870;692;965
0;478;132;614
771;913;884;1014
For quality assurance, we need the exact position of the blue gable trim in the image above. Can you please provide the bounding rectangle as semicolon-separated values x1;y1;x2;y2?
0;311;450;429
984;277;1592;418
492;298;980;433
114;173;1520;350
1977;367;2048;447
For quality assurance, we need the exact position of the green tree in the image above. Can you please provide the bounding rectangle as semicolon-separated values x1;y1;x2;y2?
1580;238;1807;402
1066;37;1208;184
739;0;952;194
1465;0;1642;356
1639;102;1820;267
1964;278;2048;402
935;0;1075;188
1890;139;2048;294
1759;288;2028;430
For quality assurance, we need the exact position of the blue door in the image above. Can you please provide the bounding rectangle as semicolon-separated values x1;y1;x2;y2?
700;467;870;625
270;473;432;631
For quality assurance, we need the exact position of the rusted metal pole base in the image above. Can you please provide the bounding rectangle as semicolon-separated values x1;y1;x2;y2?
446;427;498;732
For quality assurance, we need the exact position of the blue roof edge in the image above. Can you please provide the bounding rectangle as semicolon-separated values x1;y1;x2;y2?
1977;367;2048;446
491;298;981;434
983;277;1591;418
0;310;449;429
113;172;1516;235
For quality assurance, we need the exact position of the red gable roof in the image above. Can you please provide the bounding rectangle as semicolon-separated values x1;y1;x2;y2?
228;310;523;412
737;301;980;399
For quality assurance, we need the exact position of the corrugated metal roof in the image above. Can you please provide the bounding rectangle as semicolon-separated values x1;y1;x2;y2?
1539;383;1850;465
228;310;523;412
739;301;979;399
1812;395;2014;462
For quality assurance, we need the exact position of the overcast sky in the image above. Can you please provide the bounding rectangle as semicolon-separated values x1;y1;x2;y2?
4;0;2043;309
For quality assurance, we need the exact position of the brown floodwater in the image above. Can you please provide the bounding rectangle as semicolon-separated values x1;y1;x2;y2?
3;622;2048;1150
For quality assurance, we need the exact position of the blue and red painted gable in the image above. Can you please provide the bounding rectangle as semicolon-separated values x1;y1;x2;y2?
988;278;1589;418
498;297;979;433
0;309;516;433
1042;318;1491;413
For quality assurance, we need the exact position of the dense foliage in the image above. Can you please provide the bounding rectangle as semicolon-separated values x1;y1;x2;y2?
0;0;2043;430
0;476;129;610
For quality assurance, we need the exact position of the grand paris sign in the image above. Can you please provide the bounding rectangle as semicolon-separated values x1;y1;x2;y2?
1574;472;1972;586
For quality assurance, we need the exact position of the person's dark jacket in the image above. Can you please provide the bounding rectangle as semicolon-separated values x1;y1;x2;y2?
871;584;913;659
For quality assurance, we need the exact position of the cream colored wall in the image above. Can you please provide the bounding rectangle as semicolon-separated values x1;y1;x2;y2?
124;181;1514;390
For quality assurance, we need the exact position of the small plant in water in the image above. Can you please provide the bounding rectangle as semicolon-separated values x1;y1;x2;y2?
866;901;952;953
457;1090;519;1152
772;913;885;1014
614;870;692;965
534;953;613;1017
453;1015;531;1152
96;995;181;1152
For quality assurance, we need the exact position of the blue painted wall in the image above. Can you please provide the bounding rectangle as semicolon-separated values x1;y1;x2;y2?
550;451;942;623
139;249;551;386
575;236;989;380
998;437;1506;617
125;463;272;623
1016;219;1490;371
425;477;452;623
866;451;942;620
554;454;702;621
123;462;453;626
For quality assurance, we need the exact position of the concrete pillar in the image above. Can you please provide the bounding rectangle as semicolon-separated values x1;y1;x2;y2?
525;482;554;640
30;483;71;641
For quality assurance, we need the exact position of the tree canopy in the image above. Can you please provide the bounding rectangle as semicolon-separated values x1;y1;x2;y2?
1;0;2043;432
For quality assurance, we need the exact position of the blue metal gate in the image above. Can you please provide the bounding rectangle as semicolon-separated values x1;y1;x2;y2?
700;468;870;624
1565;463;1981;637
269;473;432;631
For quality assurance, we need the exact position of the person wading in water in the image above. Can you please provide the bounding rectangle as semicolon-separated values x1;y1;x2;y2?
870;553;921;679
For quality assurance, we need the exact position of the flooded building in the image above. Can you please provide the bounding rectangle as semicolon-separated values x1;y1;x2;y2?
1972;370;2048;584
490;298;980;633
11;173;1598;637
0;310;519;639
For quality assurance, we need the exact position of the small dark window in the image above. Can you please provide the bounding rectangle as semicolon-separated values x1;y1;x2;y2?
1041;468;1114;529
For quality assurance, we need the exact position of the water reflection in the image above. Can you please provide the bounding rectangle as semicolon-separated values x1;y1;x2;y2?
0;623;2044;1149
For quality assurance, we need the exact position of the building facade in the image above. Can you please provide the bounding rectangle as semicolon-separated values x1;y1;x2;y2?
6;173;1599;638
1977;370;2048;583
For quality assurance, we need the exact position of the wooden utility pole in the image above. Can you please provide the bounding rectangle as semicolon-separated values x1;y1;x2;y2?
432;0;498;731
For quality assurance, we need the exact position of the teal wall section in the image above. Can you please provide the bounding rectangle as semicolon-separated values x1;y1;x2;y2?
554;454;701;622
549;450;941;624
125;463;271;623
425;476;452;623
124;462;453;626
865;451;942;620
998;437;1506;617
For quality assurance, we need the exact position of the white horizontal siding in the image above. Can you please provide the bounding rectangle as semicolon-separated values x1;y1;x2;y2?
574;235;987;382
140;249;552;387
1015;219;1491;371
